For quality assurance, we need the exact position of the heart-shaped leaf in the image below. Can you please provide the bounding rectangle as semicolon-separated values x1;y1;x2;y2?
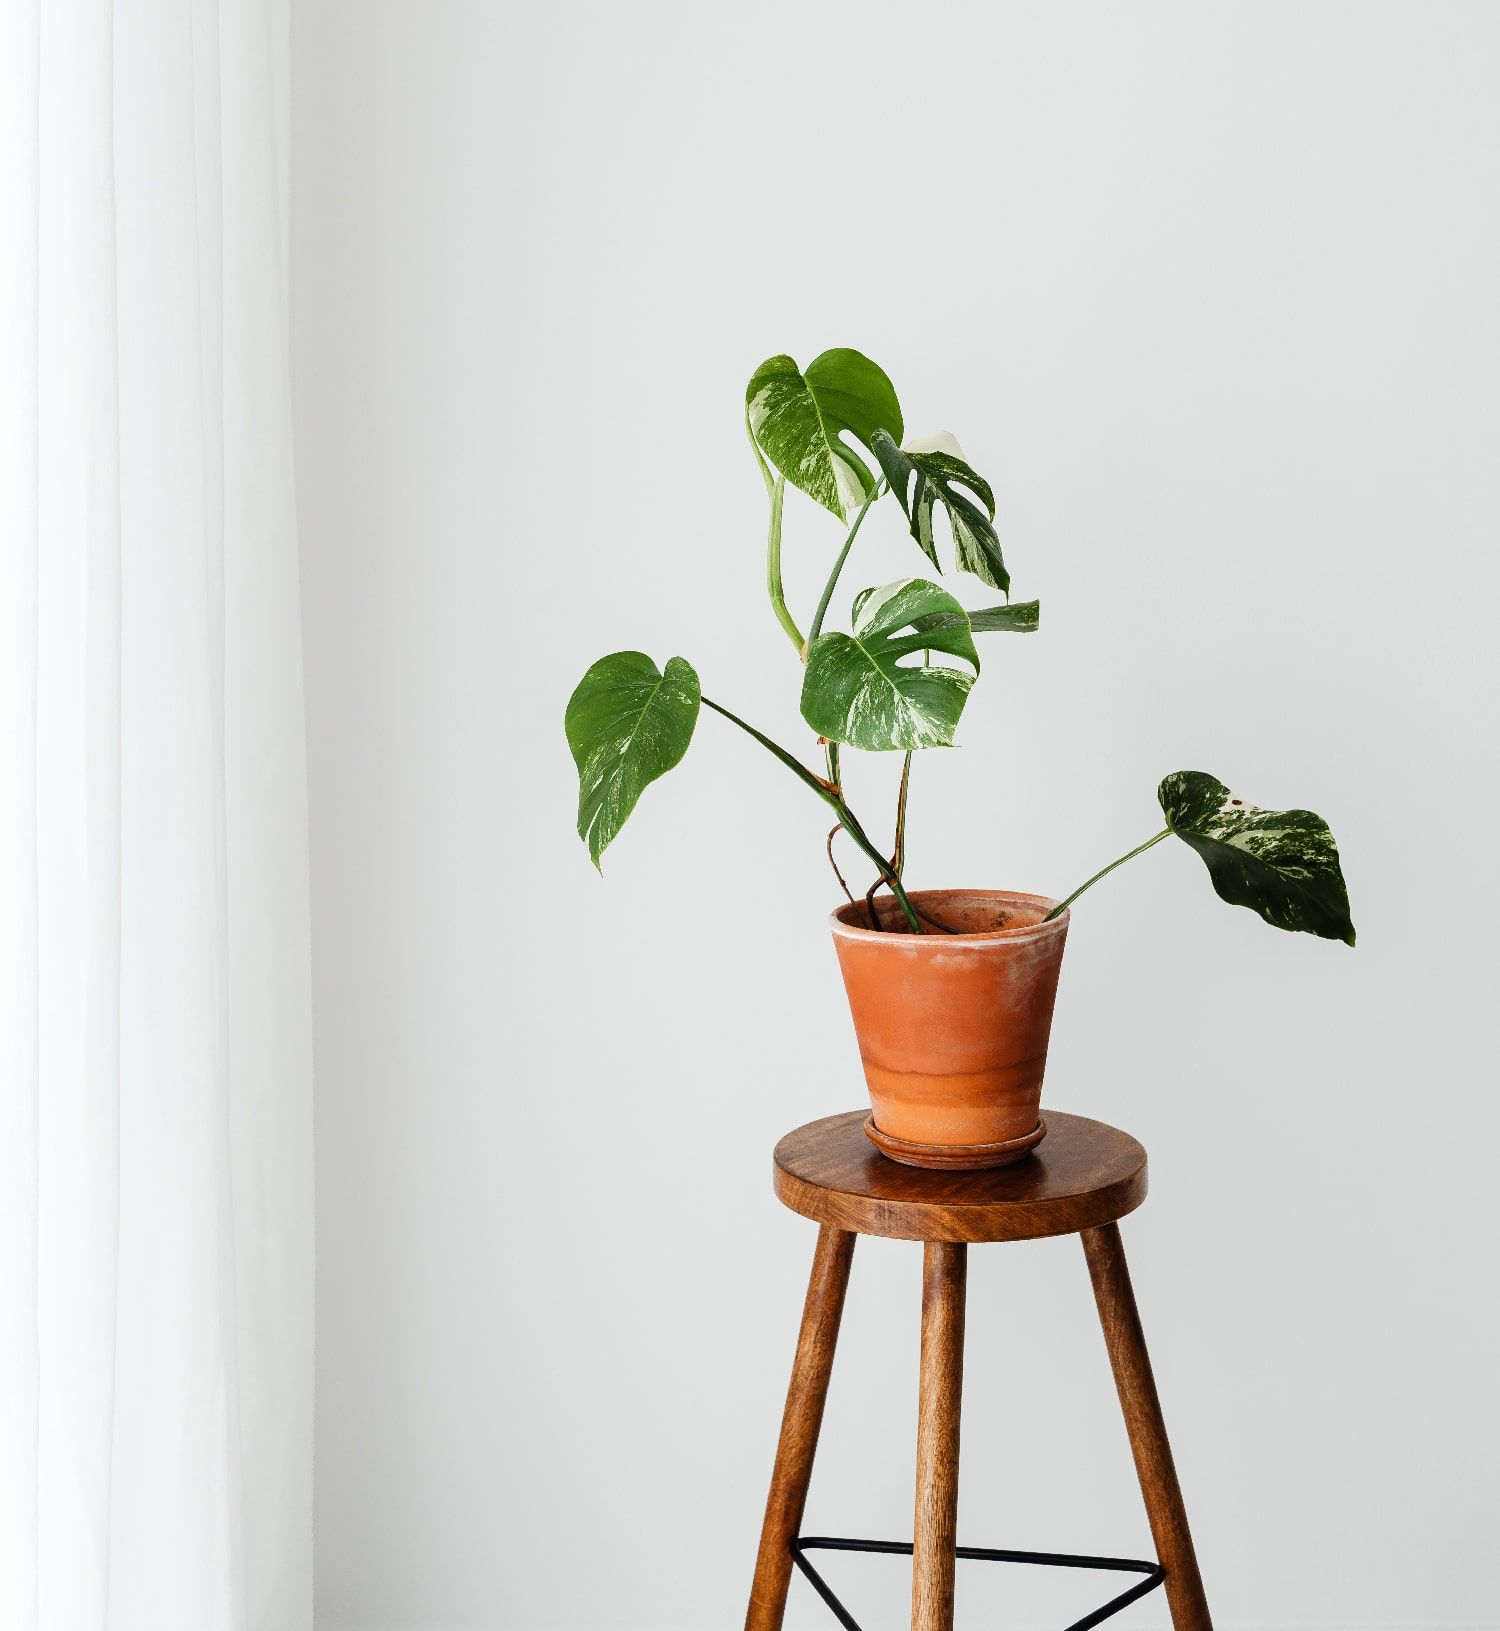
870;429;1008;592
801;578;979;751
746;349;903;521
1159;771;1355;945
566;652;700;868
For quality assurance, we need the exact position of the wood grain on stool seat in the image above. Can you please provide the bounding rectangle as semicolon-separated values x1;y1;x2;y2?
773;1110;1147;1243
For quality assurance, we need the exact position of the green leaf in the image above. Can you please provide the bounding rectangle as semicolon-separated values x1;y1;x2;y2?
870;429;1009;592
746;349;903;521
1158;771;1355;946
566;652;700;868
914;599;1039;636
967;600;1038;633
801;578;979;751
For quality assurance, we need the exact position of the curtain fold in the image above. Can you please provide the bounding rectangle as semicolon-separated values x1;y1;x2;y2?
0;3;313;1627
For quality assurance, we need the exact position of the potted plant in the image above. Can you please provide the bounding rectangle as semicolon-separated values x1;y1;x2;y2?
565;349;1354;1170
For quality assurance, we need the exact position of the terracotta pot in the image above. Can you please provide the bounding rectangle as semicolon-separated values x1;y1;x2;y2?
829;889;1070;1170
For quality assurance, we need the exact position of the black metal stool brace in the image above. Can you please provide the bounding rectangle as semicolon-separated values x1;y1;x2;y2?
744;1111;1213;1631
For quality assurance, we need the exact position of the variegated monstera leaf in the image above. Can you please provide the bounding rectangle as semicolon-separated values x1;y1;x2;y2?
746;349;903;521
914;599;1038;636
870;429;1008;593
801;578;979;752
1159;771;1355;945
566;652;700;867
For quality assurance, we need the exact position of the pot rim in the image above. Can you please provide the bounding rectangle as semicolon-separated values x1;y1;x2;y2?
829;887;1068;946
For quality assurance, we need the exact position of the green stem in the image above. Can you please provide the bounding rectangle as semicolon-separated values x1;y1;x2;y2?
702;696;923;933
1045;828;1172;920
859;752;914;932
893;752;912;878
807;482;883;645
763;475;803;653
837;805;919;928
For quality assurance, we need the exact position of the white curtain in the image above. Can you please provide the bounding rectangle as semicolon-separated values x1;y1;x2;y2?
0;3;313;1628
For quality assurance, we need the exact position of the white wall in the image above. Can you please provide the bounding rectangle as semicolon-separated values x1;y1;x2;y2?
291;4;1500;1628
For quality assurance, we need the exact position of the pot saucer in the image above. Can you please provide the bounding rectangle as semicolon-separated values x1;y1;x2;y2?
864;1115;1047;1171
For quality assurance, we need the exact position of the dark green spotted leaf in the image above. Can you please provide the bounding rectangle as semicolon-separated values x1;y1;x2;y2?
566;652;700;869
801;578;979;752
870;429;1008;592
1159;771;1355;945
914;599;1039;636
746;349;903;521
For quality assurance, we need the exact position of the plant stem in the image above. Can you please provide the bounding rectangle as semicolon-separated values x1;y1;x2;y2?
837;805;922;932
702;695;924;933
825;826;855;906
1045;828;1172;920
763;475;803;654
893;751;912;878
859;751;916;931
702;696;836;796
807;481;884;645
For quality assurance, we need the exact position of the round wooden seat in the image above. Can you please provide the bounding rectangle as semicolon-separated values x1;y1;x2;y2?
773;1109;1147;1244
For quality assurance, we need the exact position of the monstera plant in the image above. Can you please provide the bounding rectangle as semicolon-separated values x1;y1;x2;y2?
566;347;1354;948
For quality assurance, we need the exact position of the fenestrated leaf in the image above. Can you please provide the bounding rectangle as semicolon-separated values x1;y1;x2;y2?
746;349;903;521
801;578;979;752
870;429;1008;592
566;652;700;869
914;599;1039;636
1158;771;1355;945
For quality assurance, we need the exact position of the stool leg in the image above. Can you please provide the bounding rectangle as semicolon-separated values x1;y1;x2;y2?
912;1240;966;1631
1082;1222;1214;1631
745;1223;856;1631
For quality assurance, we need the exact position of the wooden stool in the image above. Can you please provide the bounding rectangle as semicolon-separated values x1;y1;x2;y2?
745;1110;1213;1631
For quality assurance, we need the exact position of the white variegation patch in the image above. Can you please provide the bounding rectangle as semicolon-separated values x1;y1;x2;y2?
850;577;914;631
903;429;968;461
833;455;869;517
